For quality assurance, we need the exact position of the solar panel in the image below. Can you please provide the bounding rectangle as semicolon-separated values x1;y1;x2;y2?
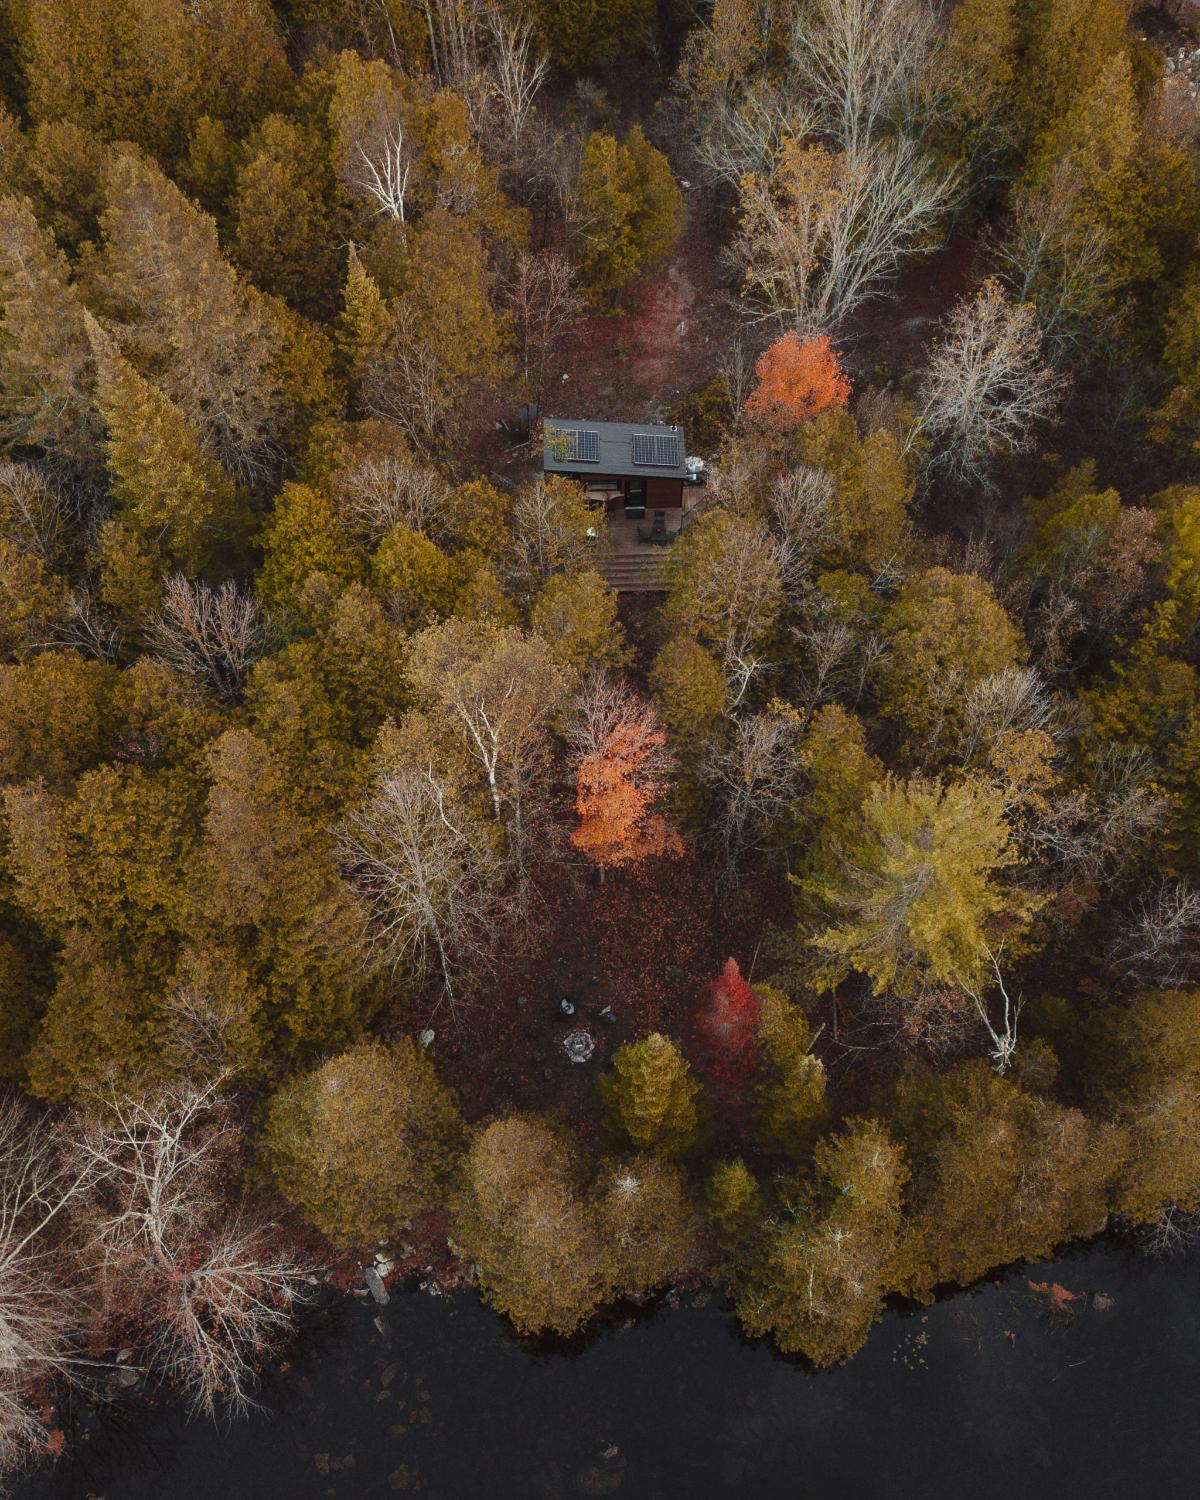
631;431;682;468
571;428;600;462
545;426;600;464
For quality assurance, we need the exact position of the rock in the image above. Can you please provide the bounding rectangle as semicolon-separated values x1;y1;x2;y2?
418;1028;435;1047
563;1030;595;1064
374;1315;389;1337
374;1255;394;1278
116;1366;139;1389
597;1006;617;1025
115;1348;134;1364
1091;1291;1115;1313
365;1266;390;1304
559;997;576;1016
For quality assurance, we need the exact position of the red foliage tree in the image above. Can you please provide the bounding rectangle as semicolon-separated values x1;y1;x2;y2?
570;677;684;871
696;957;761;1083
744;331;851;432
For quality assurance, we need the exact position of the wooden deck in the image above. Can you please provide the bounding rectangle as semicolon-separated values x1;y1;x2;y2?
599;497;701;593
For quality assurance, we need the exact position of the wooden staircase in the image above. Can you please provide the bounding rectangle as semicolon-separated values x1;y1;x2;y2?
601;551;668;593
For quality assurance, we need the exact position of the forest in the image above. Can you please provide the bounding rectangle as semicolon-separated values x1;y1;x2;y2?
1;0;1200;1480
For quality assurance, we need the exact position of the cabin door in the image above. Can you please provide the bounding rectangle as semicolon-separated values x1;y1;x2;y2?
623;478;646;518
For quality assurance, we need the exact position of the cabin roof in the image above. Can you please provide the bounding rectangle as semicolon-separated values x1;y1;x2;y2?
542;418;691;480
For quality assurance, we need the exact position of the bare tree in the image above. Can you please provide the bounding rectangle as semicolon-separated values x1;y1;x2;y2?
1141;1202;1200;1258
0;460;65;565
416;0;485;90
566;672;674;777
700;711;802;882
733;134;959;333
73;1080;308;1422
1109;881;1200;990
146;575;272;704
0;1095;93;1477
362;303;446;450
338;760;506;1006
665;512;786;710
350;122;412;223
506;476;600;594
956;666;1064;769
334;453;452;543
915;280;1065;488
56;590;120;661
694;78;815;191
787;0;946;161
504;251;581;405
767;464;840;592
407;619;570;827
481;8;549;159
1030;744;1165;883
998;159;1121;360
957;945;1022;1074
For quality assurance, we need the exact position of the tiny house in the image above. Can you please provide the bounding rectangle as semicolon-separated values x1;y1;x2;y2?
542;418;703;541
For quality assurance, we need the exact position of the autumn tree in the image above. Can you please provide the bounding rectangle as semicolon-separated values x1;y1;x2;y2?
454;1115;610;1336
744;332;851;432
568;675;683;872
753;986;829;1157
0;651;114;788
5;763;198;1100
530;0;656;70
877;567;1025;759
504;474;600;600
86;314;244;580
599;1034;700;1155
695;958;761;1081
891;1061;1117;1297
809;773;1030;1001
231;114;340;321
0;196;98;476
707;1156;763;1252
530;570;631;676
407;618;569;827
94;150;294;485
733;134;957;334
263;1040;465;1248
571;127;684;308
596;1156;701;1297
21;0;288;163
661;512;786;708
733;1118;908;1364
363;210;511;450
1083;989;1200;1228
185;729;373;1075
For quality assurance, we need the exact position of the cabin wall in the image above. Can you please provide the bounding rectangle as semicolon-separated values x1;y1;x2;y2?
647;478;685;508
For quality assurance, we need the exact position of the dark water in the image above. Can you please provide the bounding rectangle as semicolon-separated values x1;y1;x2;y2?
21;1242;1200;1500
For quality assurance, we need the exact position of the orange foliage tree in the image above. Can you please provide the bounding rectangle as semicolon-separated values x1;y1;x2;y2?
569;675;684;871
744;332;851;432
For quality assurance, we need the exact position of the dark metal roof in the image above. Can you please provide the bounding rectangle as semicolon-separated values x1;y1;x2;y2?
543;418;690;480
